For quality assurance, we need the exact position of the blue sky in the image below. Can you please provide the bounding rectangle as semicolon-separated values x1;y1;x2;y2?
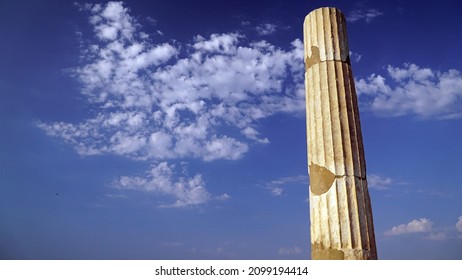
1;0;462;260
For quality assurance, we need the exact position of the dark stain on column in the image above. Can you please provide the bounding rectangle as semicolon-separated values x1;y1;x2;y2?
309;164;335;195
305;46;320;71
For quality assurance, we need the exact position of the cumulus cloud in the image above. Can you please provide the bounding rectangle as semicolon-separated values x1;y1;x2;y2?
38;1;304;207
356;63;462;119
347;8;383;23
384;218;433;236
386;216;462;240
456;216;462;232
39;1;304;161
113;162;229;207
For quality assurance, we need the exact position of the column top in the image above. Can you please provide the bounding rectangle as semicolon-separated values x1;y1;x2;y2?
303;7;350;69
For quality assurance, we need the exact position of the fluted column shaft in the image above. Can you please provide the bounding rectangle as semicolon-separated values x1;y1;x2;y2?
304;7;377;260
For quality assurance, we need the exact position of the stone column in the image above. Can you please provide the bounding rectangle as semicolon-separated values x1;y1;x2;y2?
303;7;377;260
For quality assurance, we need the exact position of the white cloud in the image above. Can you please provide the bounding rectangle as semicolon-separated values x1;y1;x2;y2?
266;175;307;196
113;162;228;208
385;218;433;236
148;131;174;159
425;232;447;241
385;216;462;240
216;193;231;201
278;246;303;255
347;8;383;23
110;131;146;155
39;1;304;162
270;187;284;196
193;33;239;54
367;174;394;190
256;23;277;35
203;136;249;161
349;51;362;63
92;1;136;41
356;63;462;119
242;127;270;144
456;216;462;232
38;1;304;207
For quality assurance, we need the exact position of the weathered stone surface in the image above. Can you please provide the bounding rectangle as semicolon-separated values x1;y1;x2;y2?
304;7;350;65
311;243;345;260
304;7;377;260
